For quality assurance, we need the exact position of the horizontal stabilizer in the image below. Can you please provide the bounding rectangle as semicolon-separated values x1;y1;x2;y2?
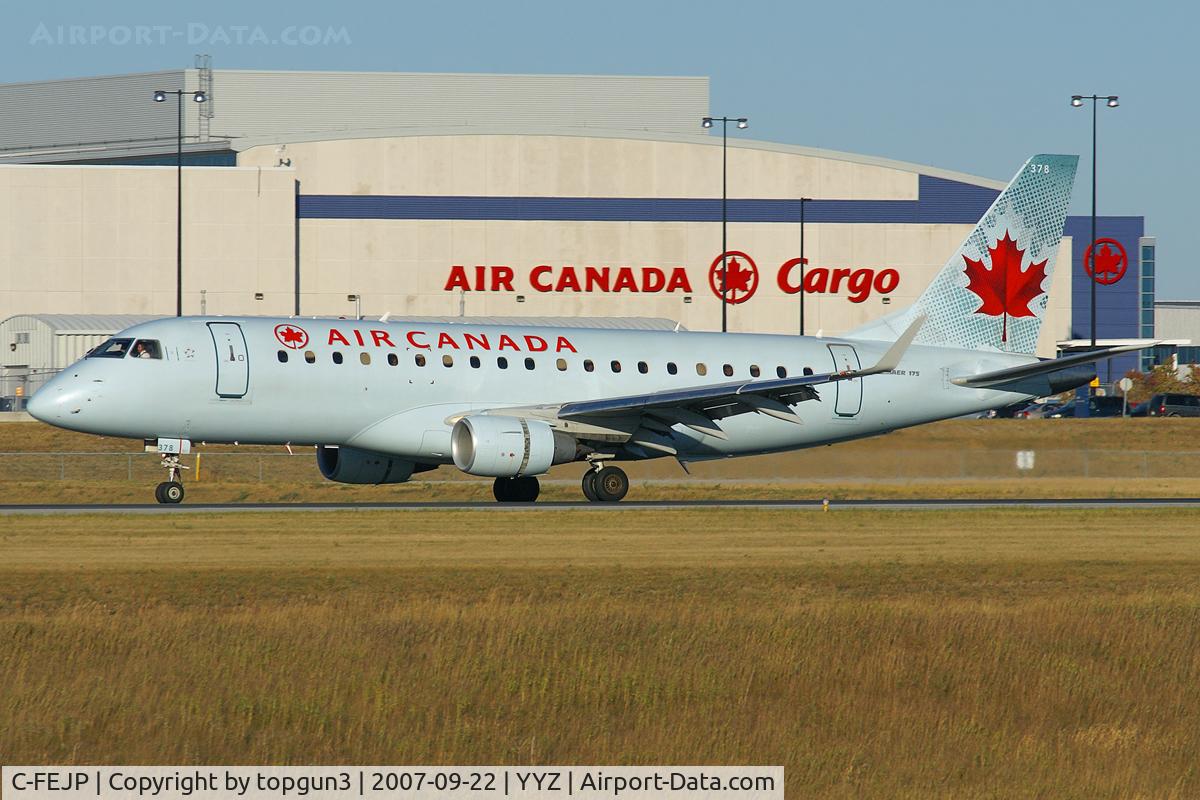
952;344;1149;390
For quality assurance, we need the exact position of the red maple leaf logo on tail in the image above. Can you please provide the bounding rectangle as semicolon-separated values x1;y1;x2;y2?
962;231;1048;343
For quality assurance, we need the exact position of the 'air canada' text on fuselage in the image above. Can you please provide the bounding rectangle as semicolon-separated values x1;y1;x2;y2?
327;328;578;353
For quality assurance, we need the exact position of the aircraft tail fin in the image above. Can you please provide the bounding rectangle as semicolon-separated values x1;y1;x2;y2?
849;154;1078;355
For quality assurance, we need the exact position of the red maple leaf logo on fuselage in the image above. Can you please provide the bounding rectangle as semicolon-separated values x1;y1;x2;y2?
962;231;1048;343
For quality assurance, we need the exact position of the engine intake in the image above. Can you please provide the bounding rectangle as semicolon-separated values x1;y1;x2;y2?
451;415;576;477
316;445;418;484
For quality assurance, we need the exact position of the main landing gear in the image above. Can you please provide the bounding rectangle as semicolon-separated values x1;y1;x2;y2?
493;475;540;503
154;453;188;504
490;462;630;504
582;464;629;503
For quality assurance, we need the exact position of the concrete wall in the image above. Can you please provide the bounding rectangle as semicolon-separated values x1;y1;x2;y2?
238;134;919;200
0;70;708;161
0;164;296;320
1155;303;1200;341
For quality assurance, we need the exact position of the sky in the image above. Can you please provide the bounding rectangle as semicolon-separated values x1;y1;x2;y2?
3;0;1196;296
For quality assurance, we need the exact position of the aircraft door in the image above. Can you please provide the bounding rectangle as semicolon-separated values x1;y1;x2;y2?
208;322;249;398
827;343;862;417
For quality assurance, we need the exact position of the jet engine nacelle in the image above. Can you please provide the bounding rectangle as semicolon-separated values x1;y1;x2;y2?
316;445;417;484
451;415;577;477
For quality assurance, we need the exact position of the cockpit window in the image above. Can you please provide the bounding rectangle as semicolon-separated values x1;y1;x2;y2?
87;338;134;358
131;340;163;360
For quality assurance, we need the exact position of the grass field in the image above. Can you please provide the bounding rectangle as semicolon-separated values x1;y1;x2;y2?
3;508;1199;798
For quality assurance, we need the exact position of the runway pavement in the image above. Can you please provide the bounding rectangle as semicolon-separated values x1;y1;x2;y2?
3;498;1200;514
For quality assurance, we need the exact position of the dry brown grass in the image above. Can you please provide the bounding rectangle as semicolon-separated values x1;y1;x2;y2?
5;477;1200;505
2;508;1199;798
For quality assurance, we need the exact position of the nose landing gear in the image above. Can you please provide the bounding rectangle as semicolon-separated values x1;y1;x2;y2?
154;453;188;504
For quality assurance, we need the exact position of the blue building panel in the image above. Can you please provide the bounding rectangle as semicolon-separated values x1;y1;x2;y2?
51;151;238;167
297;195;926;223
1063;216;1145;380
915;175;998;223
297;174;1009;224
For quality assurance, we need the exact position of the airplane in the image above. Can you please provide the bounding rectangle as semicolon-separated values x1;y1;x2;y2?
27;153;1147;504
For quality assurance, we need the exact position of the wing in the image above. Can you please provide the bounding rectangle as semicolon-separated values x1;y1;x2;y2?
560;315;923;424
455;316;924;454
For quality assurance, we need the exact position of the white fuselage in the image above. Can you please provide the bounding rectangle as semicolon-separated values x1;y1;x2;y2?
29;316;1033;466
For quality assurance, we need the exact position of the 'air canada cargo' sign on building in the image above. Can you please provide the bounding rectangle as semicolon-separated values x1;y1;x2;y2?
444;253;902;306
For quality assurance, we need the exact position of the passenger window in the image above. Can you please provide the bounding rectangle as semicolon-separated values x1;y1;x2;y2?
277;350;288;363
387;353;398;366
360;352;371;365
611;360;622;373
556;358;568;371
443;354;454;367
803;367;814;376
696;363;707;376
638;361;649;374
525;357;536;370
470;356;481;368
332;352;344;365
86;338;134;359
667;362;678;375
415;354;426;367
131;340;163;359
777;366;787;378
750;364;760;378
723;364;734;377
498;357;508;369
304;350;315;364
584;359;595;373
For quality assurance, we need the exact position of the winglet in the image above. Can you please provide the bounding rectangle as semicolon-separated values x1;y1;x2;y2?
862;314;925;376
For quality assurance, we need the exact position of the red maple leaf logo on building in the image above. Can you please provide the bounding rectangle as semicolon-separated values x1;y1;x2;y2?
1093;245;1122;277
962;231;1048;343
725;257;753;293
707;251;759;304
1085;238;1128;285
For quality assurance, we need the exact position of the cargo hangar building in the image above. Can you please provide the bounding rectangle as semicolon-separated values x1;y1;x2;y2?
0;66;1175;402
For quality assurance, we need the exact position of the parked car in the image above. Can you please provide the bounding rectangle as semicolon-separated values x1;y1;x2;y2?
981;401;1036;419
1048;396;1127;418
1021;401;1067;419
1129;393;1200;417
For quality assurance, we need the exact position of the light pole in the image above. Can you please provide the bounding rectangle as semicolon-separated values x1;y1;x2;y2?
1070;94;1118;348
153;88;208;317
702;115;748;333
799;197;812;335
